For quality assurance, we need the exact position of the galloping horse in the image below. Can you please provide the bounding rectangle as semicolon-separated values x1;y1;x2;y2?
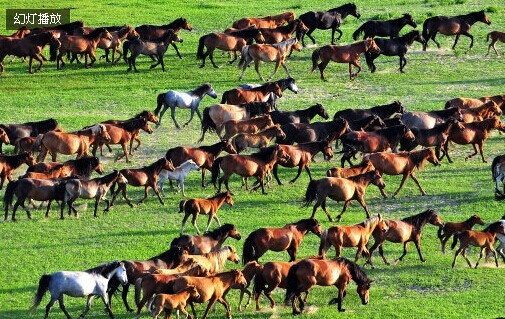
232;11;295;29
170;223;241;254
269;103;329;125
353;13;417;39
221;82;282;105
486;30;505;56
0;152;36;189
57;28;112;69
422;10;491;50
242;218;322;263
155;83;218;129
311;38;381;81
438;214;484;253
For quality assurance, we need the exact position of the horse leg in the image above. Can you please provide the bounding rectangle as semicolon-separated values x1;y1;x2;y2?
460;247;474;268
331;28;337;45
317;60;329;81
431;33;441;49
170;107;182;130
465;143;480;161
209;51;220;68
78;295;94;319
253;60;266;82
152;184;165;205
289;165;305;184
408;172;428;196
100;295;115;319
180;212;190;235
399;55;407;73
321;200;336;222
227;50;238;65
191;212;201;235
378;244;391;266
392;173;410;198
205;213;214;232
304;28;316;46
350;61;361;80
56;296;72;319
413;239;426;263
279;61;292;79
183;109;195;128
171;42;183;59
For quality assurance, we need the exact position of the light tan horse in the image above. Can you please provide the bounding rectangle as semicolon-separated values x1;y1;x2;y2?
222;114;274;140
326;159;375;178
486;30;505;56
445;94;505;110
146;285;200;319
460;100;502;123
232;11;295;29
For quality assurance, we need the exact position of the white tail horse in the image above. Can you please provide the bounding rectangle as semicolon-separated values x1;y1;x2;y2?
157;159;200;197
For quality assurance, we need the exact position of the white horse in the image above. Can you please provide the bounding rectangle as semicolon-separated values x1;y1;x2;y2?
31;261;128;319
492;155;505;197
157;159;200;197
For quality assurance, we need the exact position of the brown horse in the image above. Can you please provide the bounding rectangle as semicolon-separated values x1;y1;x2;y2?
327;159;376;178
231;124;286;154
486;30;505;56
37;124;111;162
438;214;485;253
422;10;491;50
98;25;140;64
451;221;505;268
443;116;505;163
238;261;263;311
145;285;200;319
238;37;302;81
0;118;61;153
366;209;444;267
222;114;274;140
0;26;30;39
363;148;440;198
179;191;234;235
260;19;308;44
319;214;388;261
0;152;36;189
170;223;241;254
165;140;237;187
311;38;380;81
26;156;104;180
285;257;372;314
177;246;240;275
303;170;386;222
232;11;295;29
221;83;282;105
211;144;290;194
445;94;505;111
57;28;113;69
460;100;502;122
242;218;322;263
110;157;175;207
273;139;333;185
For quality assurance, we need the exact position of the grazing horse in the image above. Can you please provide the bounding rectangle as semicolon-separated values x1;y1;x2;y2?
242;218;322;263
365;30;425;73
299;3;361;46
492;155;505;197
211;144;290;194
303;170;386;222
422;10;491;50
269;103;329;125
400;106;463;129
231;124;286;154
238;38;302;81
222;114;274;140
146;286;200;319
0;32;60;73
170;223;241;254
285;257;372;314
31;261;128;319
57;28;112;69
366;209;444;267
179;191;234;235
451;221;505;268
0;152;36;189
157;159;200;197
165;140;237;187
155;83;218;129
486;30;505;56
327;159;376;178
311;38;381;81
353;13;417;40
438;214;484;253
277;118;350;145
333;100;406;122
232;11;295;29
363;148;440;198
319;214;387;262
26;156;103;180
0;118;61;153
110;157;175;206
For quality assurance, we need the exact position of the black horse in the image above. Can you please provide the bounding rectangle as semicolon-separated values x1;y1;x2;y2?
0;118;60;153
269;103;329;125
365;30;425;73
299;3;361;47
277;118;349;145
353;13;417;40
333;100;406;122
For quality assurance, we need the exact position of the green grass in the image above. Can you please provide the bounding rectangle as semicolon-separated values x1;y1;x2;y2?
1;0;505;318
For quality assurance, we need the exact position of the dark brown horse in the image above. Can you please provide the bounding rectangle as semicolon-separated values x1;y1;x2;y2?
486;30;505;56
57;28;112;69
0;118;61;153
353;13;417;39
232;11;295;29
0;26;30;39
26;156;104;180
170;223;241;254
333;100;406;122
0;152;36;189
366;209;444;267
422;10;491;50
242;218;322;263
311;38;380;81
270;103;329;125
438;214;484;253
277;118;349;145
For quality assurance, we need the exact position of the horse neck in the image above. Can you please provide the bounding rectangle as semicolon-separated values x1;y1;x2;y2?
5;154;28;169
199;142;225;158
371;103;399;118
460;11;482;24
117;119;144;132
402;212;431;231
300;141;324;156
31;33;52;46
213;194;229;209
98;171;119;187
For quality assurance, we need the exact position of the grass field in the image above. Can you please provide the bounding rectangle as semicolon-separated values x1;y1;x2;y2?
0;0;505;318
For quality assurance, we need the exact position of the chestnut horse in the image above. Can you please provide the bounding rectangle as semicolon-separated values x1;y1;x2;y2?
460;100;502;123
253;260;299;310
170;223;241;254
237;260;263;311
145;285;200;319
303;170;386;222
221;114;274;140
57;28;113;69
363;148;440;198
438;214;484;253
232;11;295;29
486;30;505;56
26;156;104;180
231;124;286;154
327;159;375;178
445;94;505;110
259;19;308;44
311;38;380;81
221;82;283;105
0;152;36;189
242;218;322;263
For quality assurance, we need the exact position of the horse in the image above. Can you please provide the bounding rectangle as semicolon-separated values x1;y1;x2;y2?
146;285;200;319
366;209;444;267
165;140;237;187
252;260;298;310
238;77;299;105
98;25;140;64
443;116;505;163
235;261;263;311
311;38;381;81
400;106;463;129
157;159;200;197
303;170;386;222
422;10;491;50
486;30;505;56
272;139;334;185
438;214;485;253
494;219;505;262
299;3;361;46
0;26;30;39
0;128;11;151
232;11;295;29
285;257;372;314
31;261;128;319
451;221;505;268
109;157;174;207
0;152;36;189
269;103;329;125
319;214;387;262
210;144;290;194
327;159;376;178
199;102;274;141
57;28;112;69
222;114;274;140
61;170;128;218
179;191;234;235
0;118;61;153
123;29;183;72
242;218;322;263
365;30;425;73
0;32;60;73
231;124;285;154
352;13;417;40
155;83;218;129
259;19;308;44
333;100;406;122
26;156;104;180
170;223;241;254
492;155;505;198
363;148;440;198
277;117;350;145
36;124;110;162
178;246;240;275
197;30;265;68
460;100;502;123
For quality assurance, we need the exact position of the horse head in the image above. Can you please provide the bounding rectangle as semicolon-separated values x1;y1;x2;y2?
365;38;381;54
24;152;37;166
371;170;386;189
115;262;128;285
403;13;417;28
477;10;491;25
225;245;240;264
471;214;485;226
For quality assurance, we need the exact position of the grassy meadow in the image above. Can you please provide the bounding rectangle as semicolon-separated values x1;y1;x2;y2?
0;0;505;318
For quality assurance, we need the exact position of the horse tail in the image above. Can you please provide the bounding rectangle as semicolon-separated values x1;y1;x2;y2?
134;277;144;307
252;265;266;297
302;180;318;207
451;232;460;250
210;157;223;188
4;180;17;215
284;262;301;305
242;232;256;265
318;229;330;257
154;93;165;116
197;34;207;60
221;90;229;104
421;18;432;50
200;107;216;134
122;40;130;63
31;274;51;311
486;32;491;43
237;45;249;68
178;199;187;213
311;48;320;72
437;224;446;239
352;25;364;40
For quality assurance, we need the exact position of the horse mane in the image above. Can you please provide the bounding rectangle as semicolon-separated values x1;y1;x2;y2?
150;245;186;262
203;223;235;239
115;118;147;131
83;27;108;39
360;214;381;227
191;83;212;97
85;260;120;276
483;221;504;233
336;257;370;285
409;148;433;170
163;17;187;28
198;246;235;270
291;218;318;229
68;156;100;177
134;110;152;119
198;140;226;155
370;101;404;118
144;157;169;173
209;191;231;200
98;170;120;184
402;209;437;230
328;3;358;14
250;145;277;162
